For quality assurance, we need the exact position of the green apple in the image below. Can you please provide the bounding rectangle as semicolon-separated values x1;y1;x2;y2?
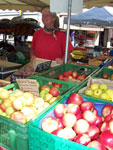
39;90;49;99
99;83;108;92
90;83;99;91
93;89;102;98
6;106;15;116
100;93;108;100
84;88;93;96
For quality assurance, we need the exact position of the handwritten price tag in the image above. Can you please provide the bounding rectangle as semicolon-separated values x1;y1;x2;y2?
16;79;39;96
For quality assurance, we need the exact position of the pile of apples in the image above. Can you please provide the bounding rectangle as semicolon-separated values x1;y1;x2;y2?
102;73;113;80
0;85;60;124
39;85;60;104
57;70;87;82
41;93;113;150
84;83;113;101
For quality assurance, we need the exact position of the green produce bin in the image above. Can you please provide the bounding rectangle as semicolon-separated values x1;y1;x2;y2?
38;63;98;85
92;67;113;79
28;89;111;150
0;75;75;150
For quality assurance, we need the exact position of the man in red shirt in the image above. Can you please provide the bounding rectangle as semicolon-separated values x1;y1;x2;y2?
31;8;74;64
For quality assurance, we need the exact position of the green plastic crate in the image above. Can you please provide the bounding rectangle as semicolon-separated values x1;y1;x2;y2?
28;89;111;150
71;76;113;105
0;116;29;150
92;67;113;79
0;75;75;150
38;63;98;85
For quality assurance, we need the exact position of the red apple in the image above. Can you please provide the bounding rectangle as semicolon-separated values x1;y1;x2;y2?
62;113;77;127
102;73;108;79
63;76;69;81
80;101;94;112
52;83;62;88
87;140;107;150
74;134;91;145
92;108;98;115
54;104;66;118
76;75;81;80
100;130;113;150
95;115;103;126
100;121;110;132
68;93;83;105
58;74;63;80
76;75;85;81
0;100;12;112
63;72;69;77
56;118;64;129
82;74;87;78
40;85;50;92
101;104;113;117
104;114;112;122
82;110;97;125
12;98;23;111
109;118;113;133
66;103;81;115
74;119;90;134
49;87;59;97
51;128;64;138
76;111;82;120
68;70;73;75
68;75;73;79
87;125;100;140
41;116;59;133
63;127;76;140
72;71;78;78
10;112;26;124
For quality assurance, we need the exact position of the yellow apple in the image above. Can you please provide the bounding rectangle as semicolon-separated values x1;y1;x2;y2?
90;83;99;91
34;97;44;108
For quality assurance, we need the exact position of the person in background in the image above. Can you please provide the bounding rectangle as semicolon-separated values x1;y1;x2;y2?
71;31;76;47
30;8;74;64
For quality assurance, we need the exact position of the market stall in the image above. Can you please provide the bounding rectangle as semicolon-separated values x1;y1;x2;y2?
0;1;113;150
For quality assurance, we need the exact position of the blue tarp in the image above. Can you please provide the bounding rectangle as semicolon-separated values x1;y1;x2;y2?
64;6;113;27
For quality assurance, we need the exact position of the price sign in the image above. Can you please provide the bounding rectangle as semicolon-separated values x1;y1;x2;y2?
16;79;39;96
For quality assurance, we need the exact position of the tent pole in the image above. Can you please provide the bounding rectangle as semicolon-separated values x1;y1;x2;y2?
64;0;72;64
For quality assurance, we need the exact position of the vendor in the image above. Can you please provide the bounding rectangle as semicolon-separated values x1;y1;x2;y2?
30;7;74;64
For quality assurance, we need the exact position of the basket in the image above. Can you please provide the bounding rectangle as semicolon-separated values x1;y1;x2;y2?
28;90;111;150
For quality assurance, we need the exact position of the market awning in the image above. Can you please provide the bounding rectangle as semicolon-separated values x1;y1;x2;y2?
83;0;113;9
0;0;112;12
0;0;50;12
